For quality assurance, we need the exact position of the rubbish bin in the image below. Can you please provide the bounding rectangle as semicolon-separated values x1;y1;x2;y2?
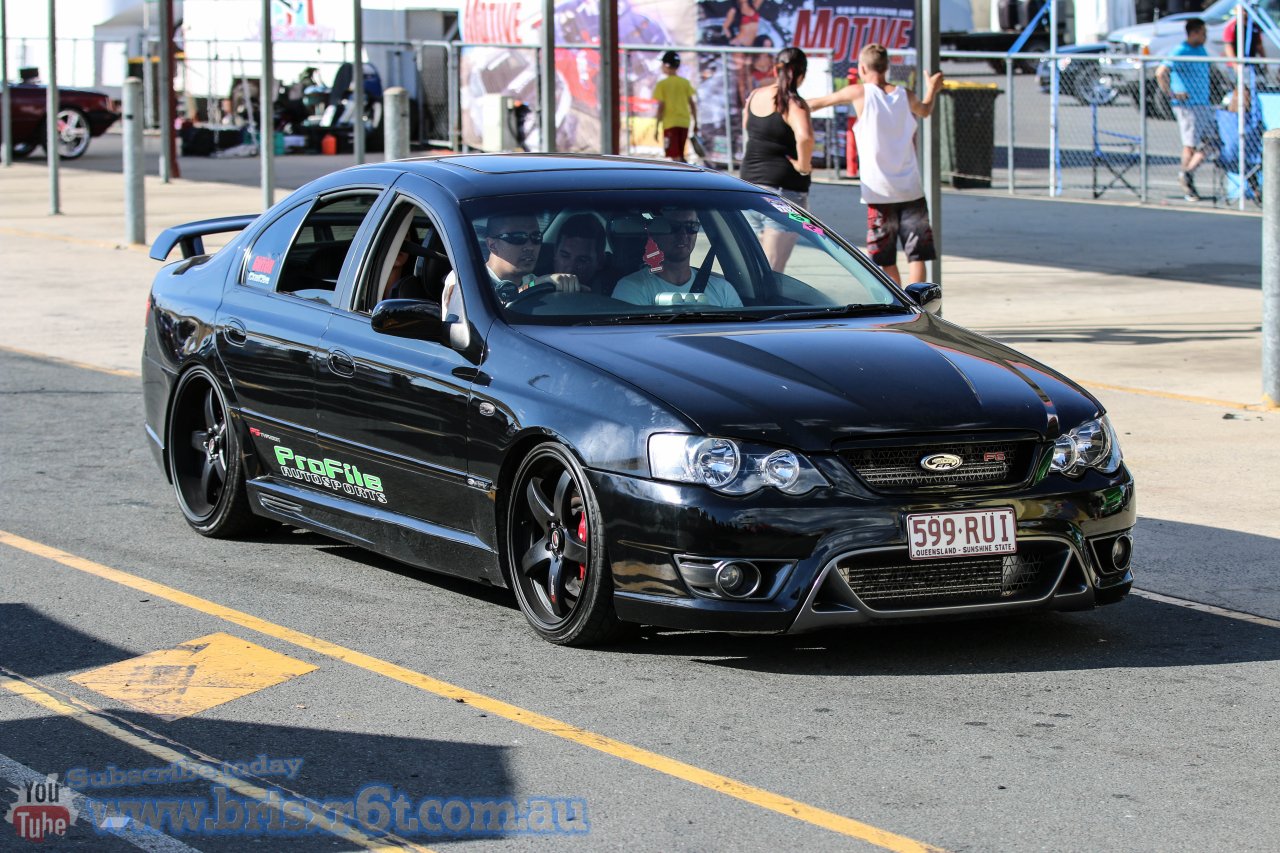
938;81;1002;189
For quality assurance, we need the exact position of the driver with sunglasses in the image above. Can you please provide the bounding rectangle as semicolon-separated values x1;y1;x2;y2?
483;214;586;304
613;209;742;307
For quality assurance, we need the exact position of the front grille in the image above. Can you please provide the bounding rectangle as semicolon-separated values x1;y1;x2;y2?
838;543;1067;610
839;439;1034;491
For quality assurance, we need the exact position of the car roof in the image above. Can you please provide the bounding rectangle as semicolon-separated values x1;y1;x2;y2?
326;153;759;201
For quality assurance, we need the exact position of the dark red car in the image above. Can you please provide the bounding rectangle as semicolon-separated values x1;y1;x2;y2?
4;74;119;160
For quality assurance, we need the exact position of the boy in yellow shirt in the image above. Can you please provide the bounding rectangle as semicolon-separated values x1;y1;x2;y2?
653;50;698;162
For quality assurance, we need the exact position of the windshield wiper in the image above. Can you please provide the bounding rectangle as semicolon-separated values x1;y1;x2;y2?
763;303;912;322
581;311;762;325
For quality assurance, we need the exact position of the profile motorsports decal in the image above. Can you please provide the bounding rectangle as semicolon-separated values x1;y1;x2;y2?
247;255;276;286
274;445;388;504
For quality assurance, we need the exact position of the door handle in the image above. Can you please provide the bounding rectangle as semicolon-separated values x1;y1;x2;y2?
327;349;356;378
223;319;248;346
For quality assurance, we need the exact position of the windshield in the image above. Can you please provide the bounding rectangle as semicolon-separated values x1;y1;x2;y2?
459;190;905;325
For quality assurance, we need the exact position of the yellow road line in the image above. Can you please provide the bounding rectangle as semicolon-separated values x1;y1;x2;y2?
0;345;140;378
0;669;431;852
1132;589;1280;629
0;529;943;853
0;225;150;253
1081;379;1278;412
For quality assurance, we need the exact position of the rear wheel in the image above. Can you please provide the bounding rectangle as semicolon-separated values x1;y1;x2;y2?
167;366;260;538
506;444;632;646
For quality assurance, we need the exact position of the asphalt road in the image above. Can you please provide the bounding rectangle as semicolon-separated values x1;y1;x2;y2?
2;320;1280;851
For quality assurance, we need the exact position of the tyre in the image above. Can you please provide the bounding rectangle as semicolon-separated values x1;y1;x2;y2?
1139;81;1174;120
166;366;261;538
11;137;37;159
1071;65;1120;106
505;443;633;646
55;107;91;159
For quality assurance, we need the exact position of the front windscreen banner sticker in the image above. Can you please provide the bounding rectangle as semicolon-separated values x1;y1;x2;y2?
247;255;276;286
274;445;387;504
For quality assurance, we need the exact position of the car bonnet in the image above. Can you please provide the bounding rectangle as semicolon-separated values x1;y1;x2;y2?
519;314;1101;450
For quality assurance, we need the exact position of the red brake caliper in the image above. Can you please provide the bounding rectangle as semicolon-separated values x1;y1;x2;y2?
577;513;588;580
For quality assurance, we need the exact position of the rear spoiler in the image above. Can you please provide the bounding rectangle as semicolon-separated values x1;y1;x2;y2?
149;214;260;261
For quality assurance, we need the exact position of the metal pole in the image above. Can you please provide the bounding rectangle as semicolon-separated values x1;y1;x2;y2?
1264;129;1280;406
916;0;940;284
384;86;408;160
2;0;12;167
447;42;460;152
1006;59;1014;194
123;77;144;244
539;0;555;151
141;3;154;128
1237;17;1246;211
599;0;618;155
1049;0;1059;197
622;47;631;155
1139;58;1148;202
260;0;273;209
353;0;365;163
158;0;172;182
720;53;733;172
46;0;59;215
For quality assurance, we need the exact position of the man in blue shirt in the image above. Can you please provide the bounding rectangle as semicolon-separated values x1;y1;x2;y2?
1156;18;1213;201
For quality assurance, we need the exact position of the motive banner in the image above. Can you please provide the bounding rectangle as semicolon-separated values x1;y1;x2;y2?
459;0;917;159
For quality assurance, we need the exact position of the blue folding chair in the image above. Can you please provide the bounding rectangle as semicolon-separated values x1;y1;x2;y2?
1258;91;1280;131
1213;108;1264;205
1090;104;1142;199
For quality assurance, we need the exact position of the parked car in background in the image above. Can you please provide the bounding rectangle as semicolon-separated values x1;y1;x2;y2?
1036;42;1141;104
2;70;119;159
1106;0;1280;116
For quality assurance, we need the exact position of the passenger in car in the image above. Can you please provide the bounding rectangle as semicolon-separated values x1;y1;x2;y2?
485;213;588;303
550;214;607;292
612;209;743;307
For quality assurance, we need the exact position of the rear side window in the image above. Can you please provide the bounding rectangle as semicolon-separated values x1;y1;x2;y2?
243;203;310;290
244;192;379;304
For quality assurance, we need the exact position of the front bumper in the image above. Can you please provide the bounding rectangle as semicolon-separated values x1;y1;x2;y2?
589;462;1136;634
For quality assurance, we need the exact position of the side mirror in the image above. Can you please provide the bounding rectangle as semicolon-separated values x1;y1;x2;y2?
371;299;445;341
905;282;942;316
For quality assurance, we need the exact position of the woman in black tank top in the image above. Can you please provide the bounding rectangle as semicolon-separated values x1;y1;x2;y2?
740;47;814;271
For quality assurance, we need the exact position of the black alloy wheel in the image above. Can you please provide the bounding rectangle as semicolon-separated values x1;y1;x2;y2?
167;366;260;538
506;444;631;646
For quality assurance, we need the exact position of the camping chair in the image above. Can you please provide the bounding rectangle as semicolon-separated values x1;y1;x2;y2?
1090;104;1141;199
1258;91;1280;132
1212;108;1263;206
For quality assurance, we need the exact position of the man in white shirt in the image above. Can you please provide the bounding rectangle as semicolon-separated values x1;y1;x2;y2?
613;209;743;307
807;44;943;285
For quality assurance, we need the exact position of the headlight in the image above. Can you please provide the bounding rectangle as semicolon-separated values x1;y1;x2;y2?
648;434;829;495
1049;416;1123;477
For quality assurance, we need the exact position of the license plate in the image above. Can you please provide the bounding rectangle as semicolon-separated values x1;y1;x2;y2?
906;508;1017;560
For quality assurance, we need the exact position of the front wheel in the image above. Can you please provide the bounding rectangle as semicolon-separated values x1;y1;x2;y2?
55;107;91;159
166;366;261;538
505;444;632;646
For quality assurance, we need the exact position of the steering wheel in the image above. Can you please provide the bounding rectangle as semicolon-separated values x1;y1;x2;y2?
504;281;558;307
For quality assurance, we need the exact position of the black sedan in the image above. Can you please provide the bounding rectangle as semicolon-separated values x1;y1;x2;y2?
142;154;1135;646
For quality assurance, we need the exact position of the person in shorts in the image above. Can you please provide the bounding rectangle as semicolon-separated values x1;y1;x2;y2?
653;51;698;162
807;44;943;284
1156;18;1214;201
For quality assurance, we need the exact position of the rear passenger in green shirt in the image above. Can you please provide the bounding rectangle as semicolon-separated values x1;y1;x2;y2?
653;50;698;162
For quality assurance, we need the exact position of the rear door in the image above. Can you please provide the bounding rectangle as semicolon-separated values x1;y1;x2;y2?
217;189;383;473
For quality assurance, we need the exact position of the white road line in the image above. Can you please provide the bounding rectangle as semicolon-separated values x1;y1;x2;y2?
0;752;201;853
1132;589;1280;629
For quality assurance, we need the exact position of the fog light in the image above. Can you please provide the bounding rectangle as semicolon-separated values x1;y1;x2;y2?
714;560;762;599
1110;534;1133;571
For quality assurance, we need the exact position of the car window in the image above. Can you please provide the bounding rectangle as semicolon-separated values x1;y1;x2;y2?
271;192;379;305
242;202;311;290
458;189;899;325
355;198;455;313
